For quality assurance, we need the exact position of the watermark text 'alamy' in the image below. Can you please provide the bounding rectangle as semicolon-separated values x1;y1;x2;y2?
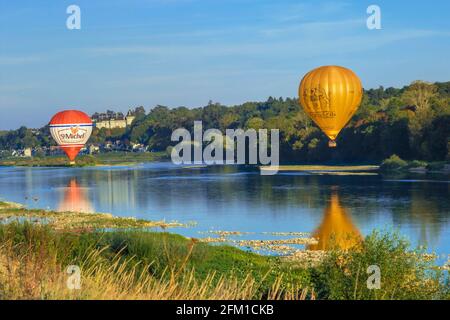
171;121;279;175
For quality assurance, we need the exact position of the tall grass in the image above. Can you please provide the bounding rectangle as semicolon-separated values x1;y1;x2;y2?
0;223;312;300
0;222;447;300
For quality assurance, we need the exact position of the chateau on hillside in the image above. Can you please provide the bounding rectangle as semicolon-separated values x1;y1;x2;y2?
92;110;136;129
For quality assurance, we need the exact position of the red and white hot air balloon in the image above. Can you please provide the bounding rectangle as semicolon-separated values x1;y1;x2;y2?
49;110;93;164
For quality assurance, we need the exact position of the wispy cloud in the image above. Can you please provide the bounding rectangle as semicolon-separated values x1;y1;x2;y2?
260;18;364;36
268;1;350;22
0;84;38;93
0;55;40;66
83;27;450;60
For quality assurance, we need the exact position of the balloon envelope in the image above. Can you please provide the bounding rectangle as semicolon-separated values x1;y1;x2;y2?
299;66;363;143
49;110;93;162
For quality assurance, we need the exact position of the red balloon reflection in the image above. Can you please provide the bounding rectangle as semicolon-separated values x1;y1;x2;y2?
57;179;94;213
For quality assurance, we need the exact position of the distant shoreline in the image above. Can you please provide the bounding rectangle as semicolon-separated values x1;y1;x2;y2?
1;153;449;176
0;151;170;167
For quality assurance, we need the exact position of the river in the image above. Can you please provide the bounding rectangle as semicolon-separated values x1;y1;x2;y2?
0;163;449;260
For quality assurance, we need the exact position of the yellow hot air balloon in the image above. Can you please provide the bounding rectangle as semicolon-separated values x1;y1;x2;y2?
299;66;363;147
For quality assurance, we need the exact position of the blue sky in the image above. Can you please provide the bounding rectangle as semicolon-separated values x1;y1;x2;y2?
0;0;449;129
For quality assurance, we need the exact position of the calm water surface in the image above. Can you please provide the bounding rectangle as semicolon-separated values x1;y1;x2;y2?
0;163;449;259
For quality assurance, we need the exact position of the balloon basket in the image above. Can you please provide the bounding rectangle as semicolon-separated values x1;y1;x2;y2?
69;161;76;166
328;140;337;148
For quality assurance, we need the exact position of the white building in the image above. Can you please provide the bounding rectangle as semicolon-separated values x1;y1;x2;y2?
92;110;136;130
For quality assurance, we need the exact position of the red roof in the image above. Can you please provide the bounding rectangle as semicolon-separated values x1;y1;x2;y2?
49;110;92;125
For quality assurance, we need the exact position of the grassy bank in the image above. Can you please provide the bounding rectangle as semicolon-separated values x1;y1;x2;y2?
0;201;448;300
0;151;169;167
0;201;182;231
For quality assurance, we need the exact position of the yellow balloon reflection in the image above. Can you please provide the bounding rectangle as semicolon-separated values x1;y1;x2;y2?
57;179;94;213
308;193;362;250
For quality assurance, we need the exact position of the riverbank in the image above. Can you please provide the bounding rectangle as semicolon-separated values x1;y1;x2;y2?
260;160;450;175
0;201;183;231
0;201;448;300
3;152;449;177
379;155;450;174
260;165;379;175
0;151;169;167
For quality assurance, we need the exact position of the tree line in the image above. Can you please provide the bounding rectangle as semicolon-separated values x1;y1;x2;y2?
1;80;449;163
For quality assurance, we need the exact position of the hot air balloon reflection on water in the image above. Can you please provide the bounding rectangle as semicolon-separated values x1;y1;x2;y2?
307;192;362;251
299;66;363;147
57;179;94;213
49;110;93;164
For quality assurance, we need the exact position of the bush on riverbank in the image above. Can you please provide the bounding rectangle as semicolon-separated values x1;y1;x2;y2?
310;231;448;299
0;222;447;300
380;154;449;173
380;154;408;171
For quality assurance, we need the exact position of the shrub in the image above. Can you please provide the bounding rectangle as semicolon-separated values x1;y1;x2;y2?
407;160;427;168
310;231;448;300
380;154;408;171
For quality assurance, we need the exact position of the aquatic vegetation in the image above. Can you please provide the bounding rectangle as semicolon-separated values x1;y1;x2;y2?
443;256;450;271
283;250;327;267
198;236;228;243
198;231;318;255
0;201;182;231
0;201;23;209
198;230;254;237
198;230;317;255
262;231;311;237
236;238;318;249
